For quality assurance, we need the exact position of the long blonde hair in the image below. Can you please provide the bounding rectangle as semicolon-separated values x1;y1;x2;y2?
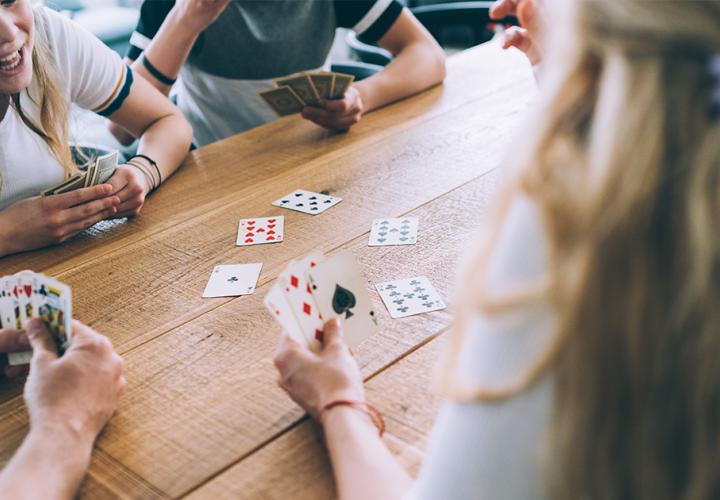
8;6;75;178
443;1;720;499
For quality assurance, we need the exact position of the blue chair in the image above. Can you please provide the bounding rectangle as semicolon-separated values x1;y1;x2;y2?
347;1;519;66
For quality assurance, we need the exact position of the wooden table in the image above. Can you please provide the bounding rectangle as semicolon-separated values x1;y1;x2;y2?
0;41;534;499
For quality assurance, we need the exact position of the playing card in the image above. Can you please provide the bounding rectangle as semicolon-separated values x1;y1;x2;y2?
306;252;378;348
310;72;334;100
236;216;284;246
375;276;446;319
0;277;17;329
274;74;320;106
41;173;84;196
95;150;119;185
272;189;342;215
258;86;305;116
202;264;263;298
84;161;98;188
278;251;324;351
263;283;308;348
368;217;419;246
330;72;355;99
8;274;74;365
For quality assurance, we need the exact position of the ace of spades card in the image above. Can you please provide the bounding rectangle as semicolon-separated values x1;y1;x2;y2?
306;252;377;348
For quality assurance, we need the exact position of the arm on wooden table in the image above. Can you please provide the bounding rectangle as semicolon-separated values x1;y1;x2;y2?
108;0;230;145
0;321;125;499
105;74;193;218
273;319;413;500
302;9;446;131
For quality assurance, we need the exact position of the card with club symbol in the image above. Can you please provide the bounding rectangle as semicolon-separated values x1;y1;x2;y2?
368;217;419;246
375;276;446;318
237;216;284;246
306;252;377;348
272;189;342;215
202;264;263;298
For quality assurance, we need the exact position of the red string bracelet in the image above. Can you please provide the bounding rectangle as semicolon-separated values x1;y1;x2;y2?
319;400;385;437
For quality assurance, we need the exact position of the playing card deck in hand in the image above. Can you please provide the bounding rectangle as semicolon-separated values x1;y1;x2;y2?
42;150;118;196
237;216;284;246
272;189;342;215
375;276;446;319
264;251;377;352
0;271;73;366
259;70;355;116
368;217;419;246
202;264;263;298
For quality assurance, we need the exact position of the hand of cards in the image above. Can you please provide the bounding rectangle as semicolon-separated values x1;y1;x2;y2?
0;271;72;366
258;71;355;116
41;150;119;196
264;251;377;352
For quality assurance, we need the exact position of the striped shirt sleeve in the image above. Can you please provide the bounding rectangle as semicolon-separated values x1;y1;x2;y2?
335;0;404;43
126;0;175;61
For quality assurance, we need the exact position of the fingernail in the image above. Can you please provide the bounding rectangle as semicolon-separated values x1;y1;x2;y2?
26;320;42;338
331;317;341;327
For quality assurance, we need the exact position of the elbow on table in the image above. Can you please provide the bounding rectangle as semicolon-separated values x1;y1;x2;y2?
428;44;447;86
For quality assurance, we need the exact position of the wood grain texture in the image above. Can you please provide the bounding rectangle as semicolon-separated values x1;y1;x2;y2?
0;41;534;499
185;331;446;500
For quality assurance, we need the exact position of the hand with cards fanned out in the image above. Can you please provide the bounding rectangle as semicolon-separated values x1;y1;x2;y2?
264;251;378;352
258;71;356;119
0;271;73;366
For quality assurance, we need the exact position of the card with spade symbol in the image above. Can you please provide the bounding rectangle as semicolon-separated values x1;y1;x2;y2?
272;189;342;215
368;217;418;246
237;216;284;246
306;252;377;348
202;264;263;298
375;276;446;319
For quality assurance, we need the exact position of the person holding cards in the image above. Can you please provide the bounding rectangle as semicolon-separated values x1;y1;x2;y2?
0;319;124;497
109;0;446;146
273;0;720;498
0;1;192;257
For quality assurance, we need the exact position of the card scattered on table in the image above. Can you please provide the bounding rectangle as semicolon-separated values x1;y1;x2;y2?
264;251;377;352
368;217;419;246
259;70;355;116
375;276;446;319
0;271;72;365
237;216;284;246
202;264;263;298
41;150;118;196
272;189;342;215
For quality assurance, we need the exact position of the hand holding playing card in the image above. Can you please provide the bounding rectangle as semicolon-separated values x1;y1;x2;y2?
107;165;153;218
24;319;125;447
301;86;364;131
0;185;119;257
273;318;365;420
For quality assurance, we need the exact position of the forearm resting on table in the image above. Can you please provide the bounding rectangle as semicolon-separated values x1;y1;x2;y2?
356;41;446;112
323;406;413;500
0;427;93;499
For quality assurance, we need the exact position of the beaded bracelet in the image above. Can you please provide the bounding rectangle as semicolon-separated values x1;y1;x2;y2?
129;154;162;186
318;400;385;437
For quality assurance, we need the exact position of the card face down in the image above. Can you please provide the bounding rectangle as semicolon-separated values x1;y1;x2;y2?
272;189;342;215
258;86;305;116
306;252;377;348
375;276;446;319
202;264;263;298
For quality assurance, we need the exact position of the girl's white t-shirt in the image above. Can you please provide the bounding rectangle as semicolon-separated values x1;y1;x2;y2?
0;7;131;211
405;195;555;500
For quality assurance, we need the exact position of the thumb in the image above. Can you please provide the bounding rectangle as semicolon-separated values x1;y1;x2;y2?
321;318;345;349
26;319;59;365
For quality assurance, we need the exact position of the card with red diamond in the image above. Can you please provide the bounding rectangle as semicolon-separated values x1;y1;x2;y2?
236;216;284;246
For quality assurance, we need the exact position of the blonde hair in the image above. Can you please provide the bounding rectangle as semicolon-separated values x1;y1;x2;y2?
442;0;720;498
8;6;75;181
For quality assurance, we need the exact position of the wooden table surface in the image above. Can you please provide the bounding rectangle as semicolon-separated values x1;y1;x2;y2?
0;41;535;499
